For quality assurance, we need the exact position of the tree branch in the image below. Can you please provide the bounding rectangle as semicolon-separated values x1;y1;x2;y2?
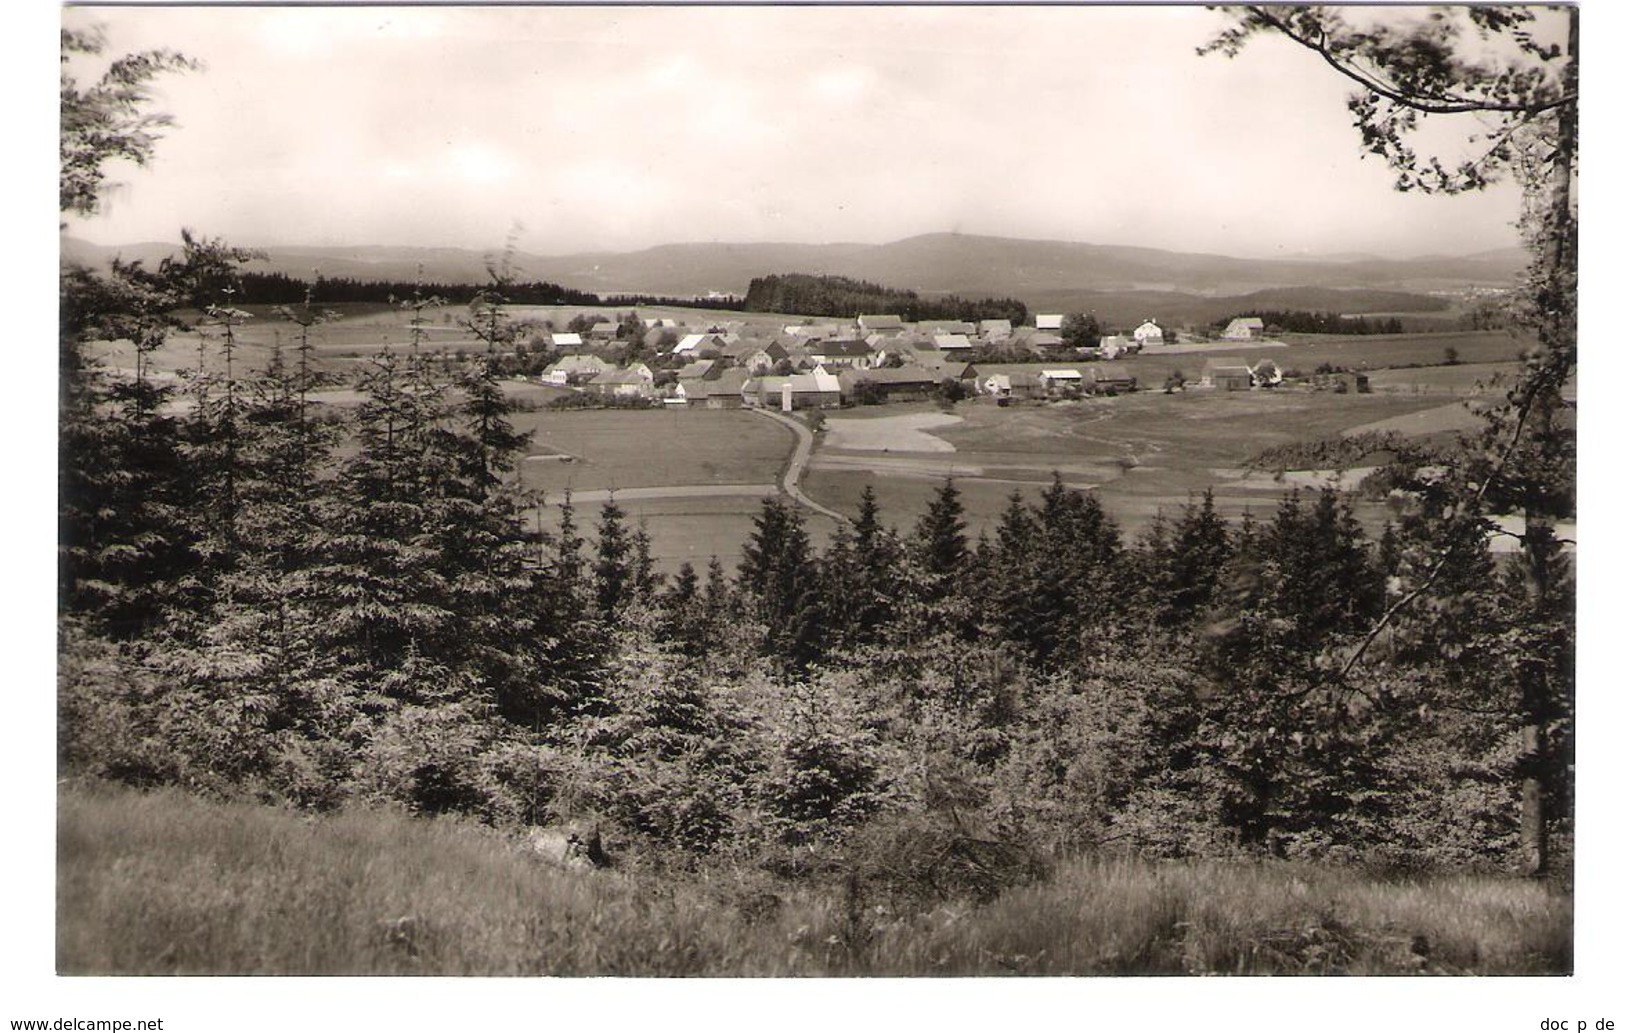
1242;6;1574;117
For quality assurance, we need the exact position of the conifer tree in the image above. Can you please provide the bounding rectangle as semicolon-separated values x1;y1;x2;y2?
739;496;822;671
594;496;632;619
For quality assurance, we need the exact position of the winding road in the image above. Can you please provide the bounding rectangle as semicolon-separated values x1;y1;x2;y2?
750;407;849;524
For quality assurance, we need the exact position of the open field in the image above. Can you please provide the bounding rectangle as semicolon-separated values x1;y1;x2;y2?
514;409;792;494
805;389;1480;542
1108;329;1530;388
821;412;963;452
57;782;1571;976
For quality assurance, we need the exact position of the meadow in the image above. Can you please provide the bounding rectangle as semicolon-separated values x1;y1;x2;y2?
58;782;1571;977
803;386;1475;543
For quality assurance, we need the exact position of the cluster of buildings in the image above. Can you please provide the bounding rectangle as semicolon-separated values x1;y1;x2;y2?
533;313;1172;410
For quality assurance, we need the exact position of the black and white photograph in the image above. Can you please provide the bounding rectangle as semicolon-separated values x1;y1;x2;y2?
23;0;1610;1024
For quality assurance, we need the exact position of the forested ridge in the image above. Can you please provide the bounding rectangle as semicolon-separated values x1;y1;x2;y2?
744;273;1028;325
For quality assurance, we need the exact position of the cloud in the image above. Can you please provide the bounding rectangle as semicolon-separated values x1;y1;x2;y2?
806;65;876;104
448;144;516;186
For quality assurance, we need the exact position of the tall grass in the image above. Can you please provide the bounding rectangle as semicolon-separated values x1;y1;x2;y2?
57;783;1570;976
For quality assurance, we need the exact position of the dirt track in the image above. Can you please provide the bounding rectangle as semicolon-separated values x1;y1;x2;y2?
749;408;849;523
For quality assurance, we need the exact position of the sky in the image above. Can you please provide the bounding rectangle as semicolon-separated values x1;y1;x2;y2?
58;4;1548;260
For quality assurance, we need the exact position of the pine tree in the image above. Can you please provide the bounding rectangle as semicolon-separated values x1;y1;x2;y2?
739;496;822;671
594;496;632;619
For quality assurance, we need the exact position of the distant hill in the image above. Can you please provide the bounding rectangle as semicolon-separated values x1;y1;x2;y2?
62;232;1525;318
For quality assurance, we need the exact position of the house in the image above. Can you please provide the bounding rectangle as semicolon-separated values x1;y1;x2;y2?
1223;317;1266;341
587;367;656;399
783;323;844;340
541;354;614;385
857;314;906;337
588;321;619;342
1099;334;1133;359
979;319;1014;341
747;369;843;410
912;356;979;383
548;331;585;351
983;371;1043;400
1133;320;1164;346
838;367;941;403
1204;360;1254;390
1035;313;1065;332
916;320;977;336
932;333;975;352
673;333;726;357
1030;332;1065;350
733;341;788;373
807;338;876;369
702;368;750;409
1039;368;1088;394
676;359;722;381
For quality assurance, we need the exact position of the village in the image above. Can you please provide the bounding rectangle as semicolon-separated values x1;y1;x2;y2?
530;311;1286;411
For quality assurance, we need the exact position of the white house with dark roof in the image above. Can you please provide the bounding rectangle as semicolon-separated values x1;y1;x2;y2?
541;353;613;385
1223;317;1266;341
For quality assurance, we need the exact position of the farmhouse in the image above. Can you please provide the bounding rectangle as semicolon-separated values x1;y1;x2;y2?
979;319;1013;341
1223;317;1266;341
912;357;979;384
676;368;749;409
676;359;722;381
1039;368;1087;394
1035;313;1065;332
1099;334;1134;358
783;323;845;340
916;320;977;336
1030;332;1065;350
983;371;1043;400
541;354;613;385
1134;319;1164;346
746;369;843;410
588;321;619;342
857;314;906;336
1204;360;1254;390
806;338;876;369
548;331;585;351
838;367;941;403
932;333;975;352
587;367;656;400
673;333;726;357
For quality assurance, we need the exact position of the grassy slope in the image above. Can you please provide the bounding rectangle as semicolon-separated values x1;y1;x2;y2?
58;784;1570;977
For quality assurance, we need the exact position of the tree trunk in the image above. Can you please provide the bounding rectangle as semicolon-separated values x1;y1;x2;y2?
1516;6;1578;879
